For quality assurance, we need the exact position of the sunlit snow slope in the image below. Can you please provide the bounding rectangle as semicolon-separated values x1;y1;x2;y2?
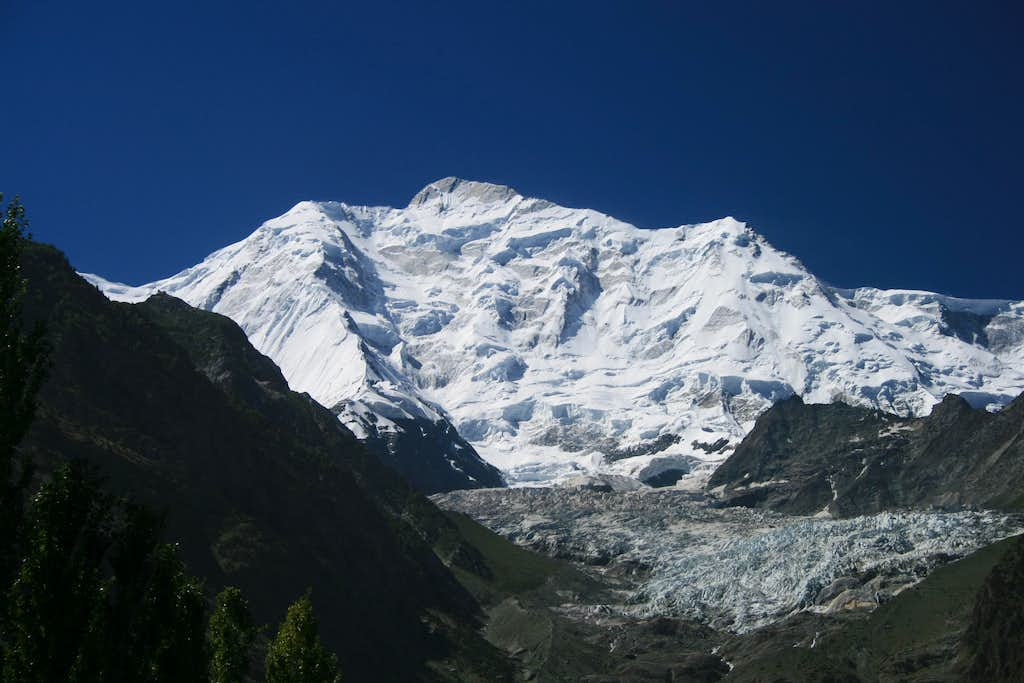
86;178;1024;484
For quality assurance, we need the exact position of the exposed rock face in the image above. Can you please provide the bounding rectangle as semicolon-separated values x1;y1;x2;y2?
707;392;1024;517
335;408;505;493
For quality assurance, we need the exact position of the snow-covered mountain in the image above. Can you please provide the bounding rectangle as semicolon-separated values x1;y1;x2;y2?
86;177;1024;485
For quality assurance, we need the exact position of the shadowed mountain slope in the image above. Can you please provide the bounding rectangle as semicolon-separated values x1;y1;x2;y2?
962;534;1024;681
17;242;510;681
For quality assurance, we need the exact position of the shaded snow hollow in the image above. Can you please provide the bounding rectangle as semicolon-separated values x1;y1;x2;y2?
86;178;1024;484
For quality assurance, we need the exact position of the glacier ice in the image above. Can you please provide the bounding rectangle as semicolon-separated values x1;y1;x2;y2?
434;487;1024;632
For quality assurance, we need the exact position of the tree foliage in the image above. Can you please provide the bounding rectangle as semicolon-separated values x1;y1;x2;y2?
266;591;341;683
2;464;208;682
0;193;47;469
0;194;48;604
209;586;256;683
2;463;111;681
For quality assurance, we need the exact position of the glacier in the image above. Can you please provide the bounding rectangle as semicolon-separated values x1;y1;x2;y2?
434;487;1024;632
85;177;1024;485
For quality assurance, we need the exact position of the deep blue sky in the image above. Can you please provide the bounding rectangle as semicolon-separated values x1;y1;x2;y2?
2;1;1022;298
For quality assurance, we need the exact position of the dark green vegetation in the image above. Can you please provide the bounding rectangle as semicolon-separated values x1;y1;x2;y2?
0;196;47;606
208;587;257;683
14;239;512;680
2;462;329;682
708;394;1024;517
443;510;565;597
961;534;1024;682
0;196;46;467
265;591;340;683
721;534;1024;682
2;463;337;682
3;460;207;682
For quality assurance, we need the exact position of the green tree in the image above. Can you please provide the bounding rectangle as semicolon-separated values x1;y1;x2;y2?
209;586;257;683
265;591;341;683
2;463;112;682
0;194;48;608
104;504;208;683
2;464;209;682
0;193;47;469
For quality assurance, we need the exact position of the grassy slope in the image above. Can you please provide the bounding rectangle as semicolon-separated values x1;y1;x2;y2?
442;511;566;598
961;534;1024;682
438;511;623;680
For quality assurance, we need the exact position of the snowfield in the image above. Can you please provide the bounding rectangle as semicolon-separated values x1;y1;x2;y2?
85;177;1024;484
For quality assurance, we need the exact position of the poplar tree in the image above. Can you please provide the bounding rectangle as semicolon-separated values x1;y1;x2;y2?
265;591;341;683
209;586;257;683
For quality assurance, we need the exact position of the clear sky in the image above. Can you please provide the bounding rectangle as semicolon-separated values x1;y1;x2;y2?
2;1;1021;298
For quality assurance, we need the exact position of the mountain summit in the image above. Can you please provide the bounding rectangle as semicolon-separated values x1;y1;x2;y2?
86;181;1024;485
408;177;521;209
